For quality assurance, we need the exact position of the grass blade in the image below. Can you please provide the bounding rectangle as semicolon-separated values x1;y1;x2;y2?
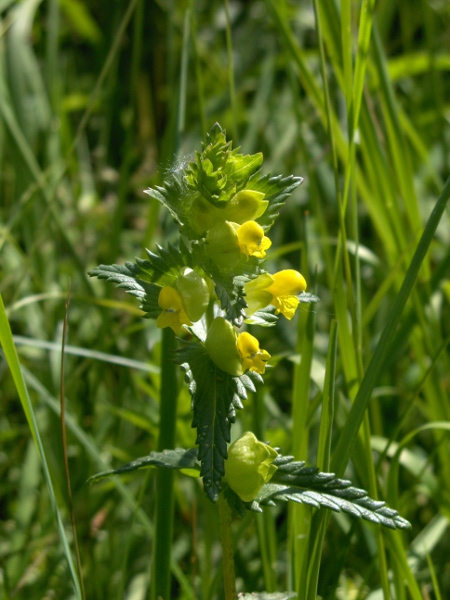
332;175;450;477
0;293;82;599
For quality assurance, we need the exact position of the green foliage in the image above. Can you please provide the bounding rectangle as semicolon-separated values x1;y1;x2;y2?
90;124;313;507
176;342;259;501
87;446;410;530
1;0;450;598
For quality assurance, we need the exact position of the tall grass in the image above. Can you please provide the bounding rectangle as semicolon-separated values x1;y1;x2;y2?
1;0;449;598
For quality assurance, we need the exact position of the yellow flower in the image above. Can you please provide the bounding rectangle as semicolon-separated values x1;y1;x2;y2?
236;221;271;259
236;331;271;374
205;319;271;376
156;286;192;333
225;432;278;502
244;269;307;320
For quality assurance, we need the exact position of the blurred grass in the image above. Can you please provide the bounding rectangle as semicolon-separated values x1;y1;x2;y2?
1;0;450;598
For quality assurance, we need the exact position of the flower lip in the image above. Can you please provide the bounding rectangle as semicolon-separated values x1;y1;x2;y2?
236;221;271;259
236;331;271;374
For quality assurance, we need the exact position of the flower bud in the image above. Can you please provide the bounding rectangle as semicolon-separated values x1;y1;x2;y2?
225;432;278;502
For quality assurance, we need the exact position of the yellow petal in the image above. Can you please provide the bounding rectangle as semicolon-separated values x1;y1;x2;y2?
236;221;272;258
157;286;192;333
271;295;299;320
266;270;306;320
266;269;307;296
236;332;271;374
158;286;184;310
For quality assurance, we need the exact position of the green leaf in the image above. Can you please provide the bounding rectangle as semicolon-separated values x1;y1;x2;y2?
238;594;297;600
89;243;191;318
87;448;200;484
146;172;198;235
246;455;411;530
248;172;304;231
89;262;161;318
245;307;279;327
176;343;256;501
221;151;264;190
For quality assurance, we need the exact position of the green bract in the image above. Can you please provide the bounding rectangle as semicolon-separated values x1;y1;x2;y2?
205;222;241;269
222;189;268;223
225;432;278;502
204;317;243;376
175;267;210;322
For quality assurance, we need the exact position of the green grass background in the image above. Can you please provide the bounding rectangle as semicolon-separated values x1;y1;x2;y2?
1;0;450;598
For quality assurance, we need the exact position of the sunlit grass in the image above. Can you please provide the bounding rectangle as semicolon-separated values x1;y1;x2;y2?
1;0;449;598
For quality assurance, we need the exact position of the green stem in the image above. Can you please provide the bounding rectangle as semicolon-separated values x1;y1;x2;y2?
218;494;238;600
151;328;178;600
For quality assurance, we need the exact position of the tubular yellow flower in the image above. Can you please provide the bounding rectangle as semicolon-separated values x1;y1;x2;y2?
225;432;278;502
156;286;192;333
266;270;307;319
236;332;271;374
244;269;307;319
236;221;272;259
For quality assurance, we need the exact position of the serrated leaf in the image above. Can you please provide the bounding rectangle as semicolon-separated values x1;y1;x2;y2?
89;244;191;318
175;343;252;501
244;306;278;327
249;173;304;231
87;448;200;484
145;173;195;233
88;262;162;318
247;455;411;530
222;151;263;185
140;242;189;283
